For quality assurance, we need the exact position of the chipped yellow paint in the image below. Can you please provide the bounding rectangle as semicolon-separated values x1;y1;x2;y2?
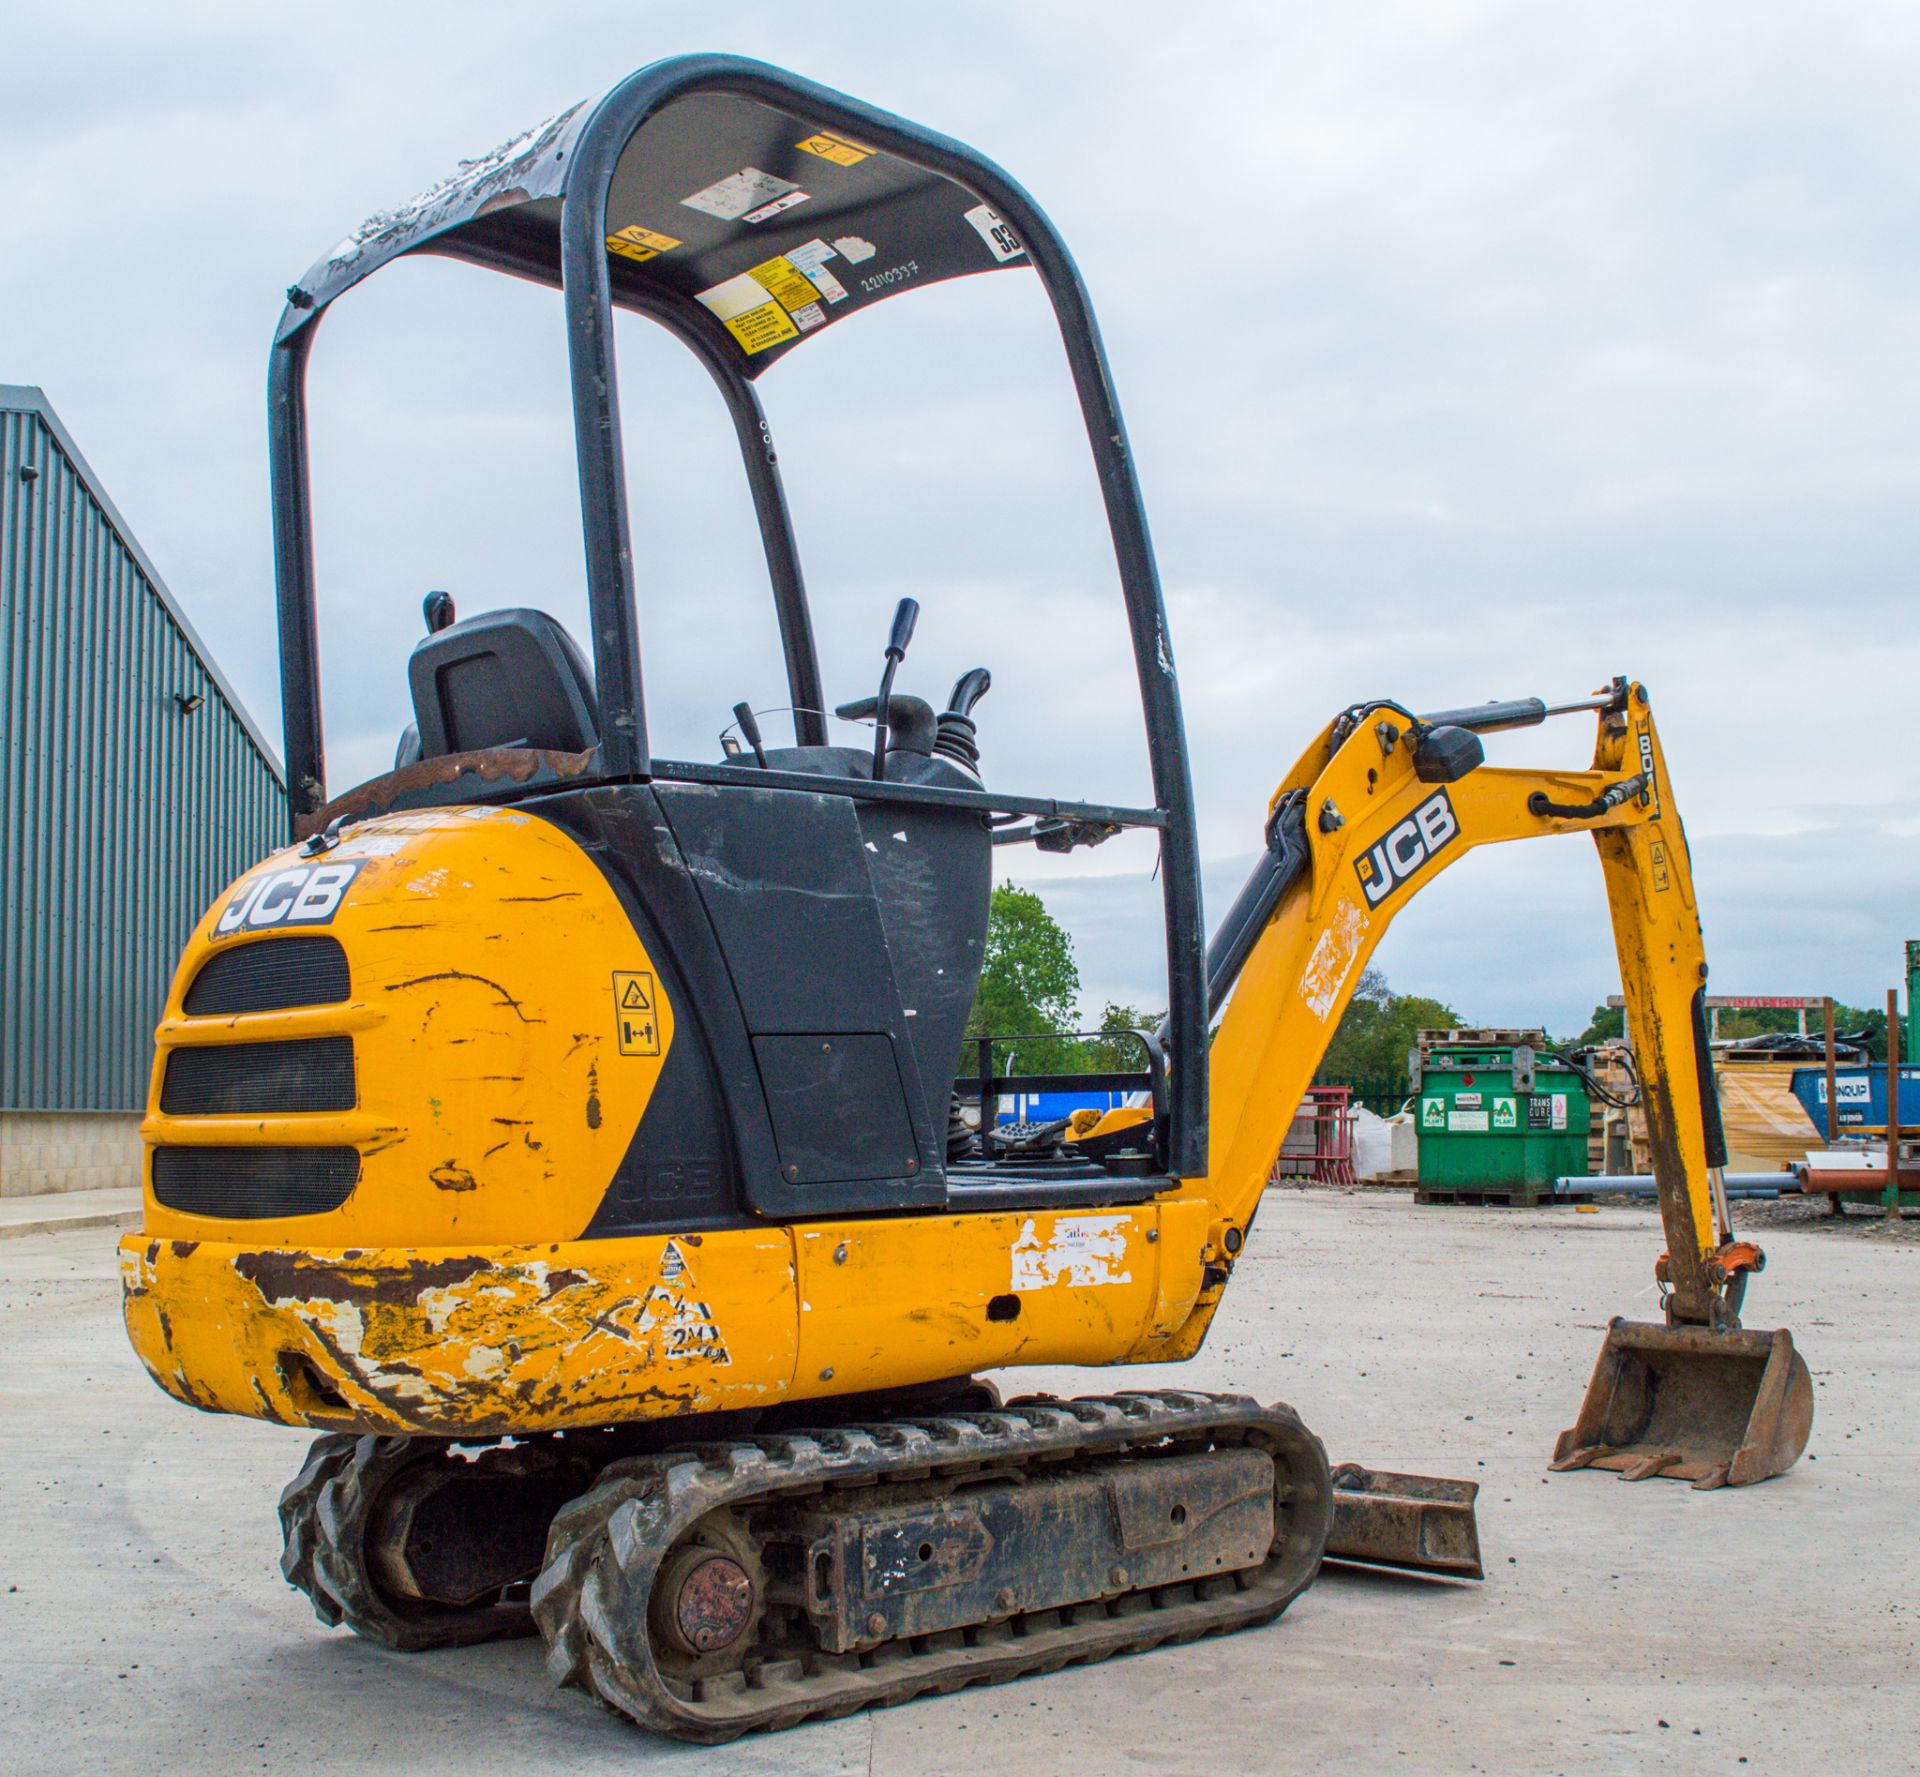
141;806;670;1248
120;1201;1213;1434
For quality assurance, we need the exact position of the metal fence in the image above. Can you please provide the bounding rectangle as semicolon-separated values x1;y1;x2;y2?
2;386;284;1111
1316;1073;1412;1118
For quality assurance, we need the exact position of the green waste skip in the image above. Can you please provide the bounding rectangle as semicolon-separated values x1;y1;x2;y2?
1413;1032;1591;1203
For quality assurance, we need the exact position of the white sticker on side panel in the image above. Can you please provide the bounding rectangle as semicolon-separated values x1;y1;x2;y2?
831;234;877;263
963;203;1024;262
682;167;799;222
1010;1214;1133;1290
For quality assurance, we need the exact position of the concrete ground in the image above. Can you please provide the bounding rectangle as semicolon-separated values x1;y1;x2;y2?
2;1188;1912;1776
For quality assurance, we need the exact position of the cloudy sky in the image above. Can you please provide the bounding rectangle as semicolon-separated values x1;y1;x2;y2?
8;2;1919;1035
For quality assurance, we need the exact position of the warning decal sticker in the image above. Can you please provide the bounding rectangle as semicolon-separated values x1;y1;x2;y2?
681;166;804;222
699;251;848;353
696;271;799;354
796;131;872;167
605;224;681;262
613;970;661;1055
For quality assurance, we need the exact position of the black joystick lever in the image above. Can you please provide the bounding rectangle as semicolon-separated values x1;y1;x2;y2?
871;597;919;781
934;668;992;772
732;701;770;769
423;590;456;633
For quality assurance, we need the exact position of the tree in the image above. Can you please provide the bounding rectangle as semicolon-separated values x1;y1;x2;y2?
1571;1003;1625;1047
1084;1000;1165;1073
1317;967;1460;1083
964;885;1082;1072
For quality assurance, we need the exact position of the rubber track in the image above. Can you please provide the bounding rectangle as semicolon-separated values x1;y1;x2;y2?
278;1432;541;1651
531;1389;1330;1743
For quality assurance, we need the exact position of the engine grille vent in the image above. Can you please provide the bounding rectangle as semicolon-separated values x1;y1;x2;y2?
160;1037;356;1116
183;937;350;1017
151;1146;360;1219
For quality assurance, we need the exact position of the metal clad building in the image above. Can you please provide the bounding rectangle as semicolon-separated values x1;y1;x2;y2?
2;385;283;1190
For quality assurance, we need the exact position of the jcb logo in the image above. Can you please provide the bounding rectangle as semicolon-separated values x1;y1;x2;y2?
1353;790;1460;908
215;861;363;936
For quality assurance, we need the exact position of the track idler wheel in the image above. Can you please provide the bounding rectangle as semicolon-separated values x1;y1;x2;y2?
279;1433;589;1650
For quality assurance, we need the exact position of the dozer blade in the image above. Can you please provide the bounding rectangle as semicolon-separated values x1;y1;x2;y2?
1551;1318;1813;1490
1325;1464;1483;1580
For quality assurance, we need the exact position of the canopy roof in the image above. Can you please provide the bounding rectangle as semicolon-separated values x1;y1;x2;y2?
281;75;1029;373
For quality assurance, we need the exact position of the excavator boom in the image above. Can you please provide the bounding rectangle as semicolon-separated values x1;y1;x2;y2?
1143;675;1812;1486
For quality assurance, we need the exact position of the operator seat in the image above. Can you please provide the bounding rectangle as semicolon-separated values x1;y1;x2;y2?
404;607;600;761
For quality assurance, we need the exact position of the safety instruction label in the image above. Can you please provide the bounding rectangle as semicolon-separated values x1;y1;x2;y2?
613;970;661;1055
699;252;844;352
696;271;799;354
787;238;850;302
681;166;806;222
604;224;681;262
1650;839;1671;894
1449;1109;1490;1133
796;131;872;166
749;254;825;315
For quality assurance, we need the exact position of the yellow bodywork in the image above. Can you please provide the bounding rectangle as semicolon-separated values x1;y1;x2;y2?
123;684;1732;1434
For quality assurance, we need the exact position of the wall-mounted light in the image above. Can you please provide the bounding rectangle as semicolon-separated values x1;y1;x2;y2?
175;692;205;714
18;463;39;484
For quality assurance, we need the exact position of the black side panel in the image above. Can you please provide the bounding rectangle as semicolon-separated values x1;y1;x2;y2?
659;785;899;1031
655;782;942;1216
755;1033;920;1185
583;1000;744;1236
851;760;990;1138
536;787;757;1237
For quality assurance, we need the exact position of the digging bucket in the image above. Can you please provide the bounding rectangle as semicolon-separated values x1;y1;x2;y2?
1551;1318;1813;1490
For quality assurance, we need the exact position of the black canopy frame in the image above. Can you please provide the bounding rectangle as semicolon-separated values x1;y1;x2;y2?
265;52;1211;1176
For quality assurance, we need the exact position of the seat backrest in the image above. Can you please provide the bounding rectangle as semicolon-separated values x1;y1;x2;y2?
407;608;600;758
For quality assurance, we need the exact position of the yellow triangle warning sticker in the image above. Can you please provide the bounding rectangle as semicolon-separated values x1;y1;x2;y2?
620;976;652;1010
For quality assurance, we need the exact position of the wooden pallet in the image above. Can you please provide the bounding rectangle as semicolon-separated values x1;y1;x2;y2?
1414;1185;1586;1208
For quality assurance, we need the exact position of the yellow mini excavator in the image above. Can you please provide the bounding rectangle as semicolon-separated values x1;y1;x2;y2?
121;55;1812;1743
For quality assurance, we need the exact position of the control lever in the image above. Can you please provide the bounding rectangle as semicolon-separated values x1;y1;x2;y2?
423;590;456;633
935;667;992;771
732;701;771;769
871;597;919;781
